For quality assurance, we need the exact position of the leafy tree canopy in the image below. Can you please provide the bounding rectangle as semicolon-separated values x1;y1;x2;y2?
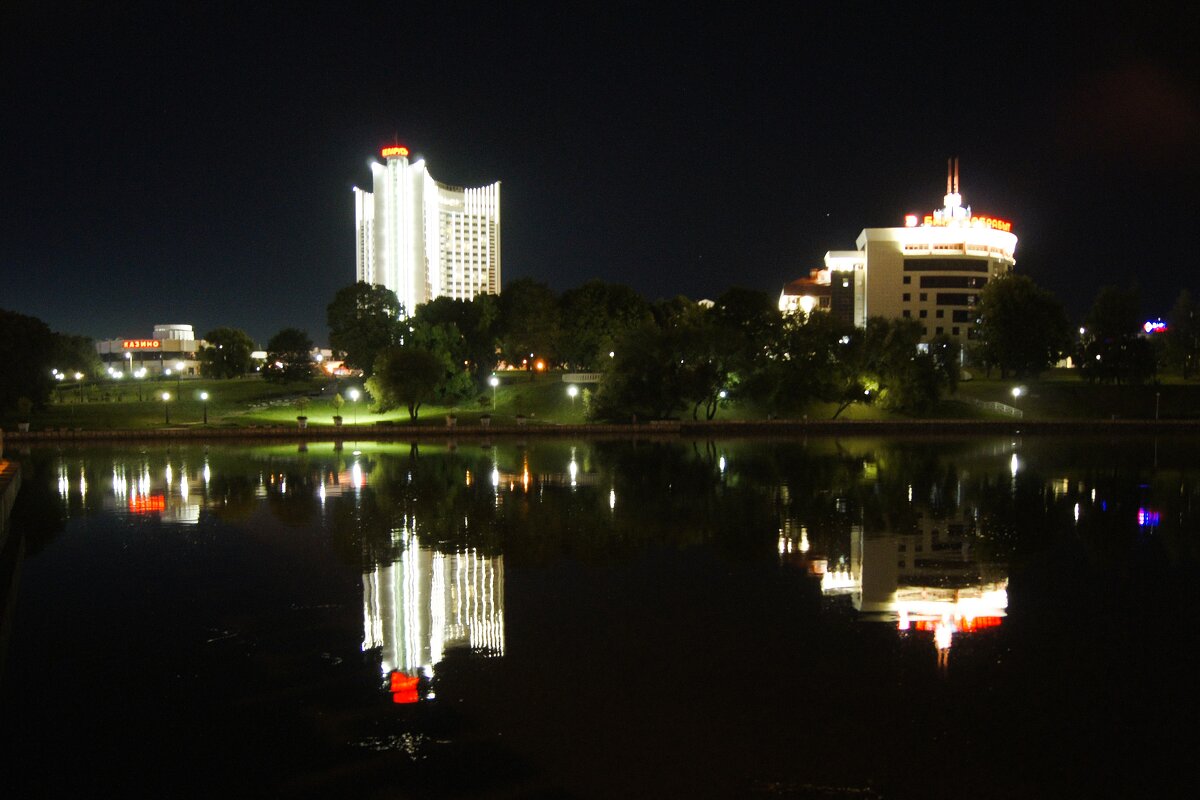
199;327;255;379
367;345;447;420
556;281;650;370
411;294;500;383
263;328;314;383
327;282;406;377
974;273;1071;378
1165;289;1199;378
1080;286;1154;385
49;333;102;378
497;278;560;367
0;308;55;412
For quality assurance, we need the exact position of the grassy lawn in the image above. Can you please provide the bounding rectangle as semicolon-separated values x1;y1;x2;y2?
5;370;1199;431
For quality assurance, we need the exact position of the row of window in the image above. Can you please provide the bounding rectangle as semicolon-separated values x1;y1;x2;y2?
901;292;978;306
903;308;973;322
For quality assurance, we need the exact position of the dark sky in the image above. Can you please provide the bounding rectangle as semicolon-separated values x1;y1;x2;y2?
3;2;1198;344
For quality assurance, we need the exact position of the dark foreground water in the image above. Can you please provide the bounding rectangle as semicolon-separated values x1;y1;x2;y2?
1;435;1198;798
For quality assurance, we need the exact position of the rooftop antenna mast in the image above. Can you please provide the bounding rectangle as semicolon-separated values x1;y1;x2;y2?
954;157;960;194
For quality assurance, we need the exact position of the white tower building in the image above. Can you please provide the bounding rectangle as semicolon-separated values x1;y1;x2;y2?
353;145;501;315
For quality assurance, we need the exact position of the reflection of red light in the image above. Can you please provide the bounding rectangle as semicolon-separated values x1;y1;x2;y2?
912;616;1002;633
388;670;420;704
392;688;419;704
128;495;166;514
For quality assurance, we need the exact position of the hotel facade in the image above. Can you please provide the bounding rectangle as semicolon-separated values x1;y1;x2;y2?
781;160;1017;343
354;145;501;315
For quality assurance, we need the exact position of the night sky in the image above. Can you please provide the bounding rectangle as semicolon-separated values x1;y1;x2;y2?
4;2;1198;345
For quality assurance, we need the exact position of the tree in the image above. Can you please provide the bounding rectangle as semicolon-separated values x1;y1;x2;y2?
1080;286;1154;384
590;320;687;420
739;310;851;417
411;294;500;383
0;308;55;412
367;345;446;420
974;274;1071;378
199;327;255;378
556;281;650;369
407;319;476;404
263;328;314;383
49;333;102;378
1165;289;1200;378
497;278;560;368
327;282;405;377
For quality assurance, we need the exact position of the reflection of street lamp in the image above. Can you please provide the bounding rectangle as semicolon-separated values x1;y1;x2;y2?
161;391;171;424
200;391;209;425
348;387;360;425
489;375;499;409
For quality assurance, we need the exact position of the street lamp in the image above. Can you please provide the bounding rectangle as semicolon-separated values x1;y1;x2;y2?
161;391;171;424
175;360;184;395
489;375;499;409
567;384;578;408
75;372;84;403
348;387;360;425
200;391;209;425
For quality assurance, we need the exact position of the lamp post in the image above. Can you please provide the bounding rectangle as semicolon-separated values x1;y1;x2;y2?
176;360;184;395
348;388;360;425
162;391;171;424
1156;391;1161;421
125;351;132;376
75;372;84;403
489;375;499;409
567;384;578;409
200;391;209;425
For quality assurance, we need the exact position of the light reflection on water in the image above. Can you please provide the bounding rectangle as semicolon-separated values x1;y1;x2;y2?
11;436;1200;796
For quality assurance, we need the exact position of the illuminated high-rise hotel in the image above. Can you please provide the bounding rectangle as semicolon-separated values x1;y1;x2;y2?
354;145;501;315
781;159;1017;343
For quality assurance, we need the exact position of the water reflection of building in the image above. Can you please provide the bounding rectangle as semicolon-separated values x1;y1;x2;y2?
782;504;1008;658
52;457;207;524
362;530;504;682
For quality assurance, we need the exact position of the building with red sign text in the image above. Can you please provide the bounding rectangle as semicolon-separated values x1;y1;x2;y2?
780;159;1017;343
353;145;501;315
95;324;204;377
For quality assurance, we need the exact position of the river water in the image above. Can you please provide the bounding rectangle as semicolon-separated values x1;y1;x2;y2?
1;436;1197;798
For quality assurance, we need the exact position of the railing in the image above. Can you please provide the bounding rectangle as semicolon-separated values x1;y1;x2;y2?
963;398;1023;418
562;373;603;383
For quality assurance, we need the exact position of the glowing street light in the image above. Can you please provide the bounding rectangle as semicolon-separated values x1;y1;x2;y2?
74;372;84;402
567;384;578;408
348;387;361;425
200;391;209;425
489;375;499;409
161;391;171;424
1011;386;1024;399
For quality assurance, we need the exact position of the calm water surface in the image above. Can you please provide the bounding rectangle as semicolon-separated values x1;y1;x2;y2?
1;435;1198;798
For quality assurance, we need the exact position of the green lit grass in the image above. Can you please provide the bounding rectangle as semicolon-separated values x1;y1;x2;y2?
5;369;1199;432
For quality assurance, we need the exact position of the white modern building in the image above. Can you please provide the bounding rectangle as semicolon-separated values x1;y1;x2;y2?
354;145;501;315
781;160;1017;343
